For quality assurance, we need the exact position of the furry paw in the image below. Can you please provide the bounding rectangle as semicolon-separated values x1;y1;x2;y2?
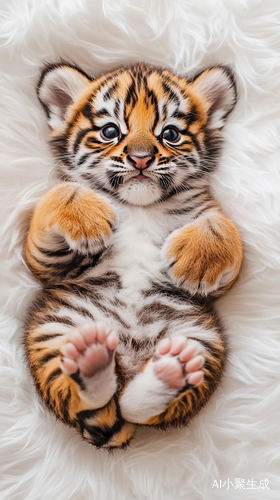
60;322;118;378
153;336;204;389
59;184;116;255
60;322;118;409
162;213;242;296
119;336;205;423
34;183;117;256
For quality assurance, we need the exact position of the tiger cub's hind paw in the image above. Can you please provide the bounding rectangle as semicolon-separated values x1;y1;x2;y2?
119;336;204;424
153;336;204;389
60;322;118;409
60;322;118;378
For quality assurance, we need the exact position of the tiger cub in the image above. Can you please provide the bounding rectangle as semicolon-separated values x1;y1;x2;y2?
24;62;242;449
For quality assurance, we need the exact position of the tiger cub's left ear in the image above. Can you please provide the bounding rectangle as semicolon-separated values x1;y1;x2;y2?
190;66;237;129
37;64;92;129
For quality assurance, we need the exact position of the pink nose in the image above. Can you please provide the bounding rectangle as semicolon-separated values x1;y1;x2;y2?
128;155;154;170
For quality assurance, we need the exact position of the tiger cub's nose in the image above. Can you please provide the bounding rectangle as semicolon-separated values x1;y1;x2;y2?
127;155;154;170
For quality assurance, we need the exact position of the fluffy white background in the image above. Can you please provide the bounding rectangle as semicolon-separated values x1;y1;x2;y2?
0;0;280;499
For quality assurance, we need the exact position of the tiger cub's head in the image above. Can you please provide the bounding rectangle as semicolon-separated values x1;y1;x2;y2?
38;62;236;206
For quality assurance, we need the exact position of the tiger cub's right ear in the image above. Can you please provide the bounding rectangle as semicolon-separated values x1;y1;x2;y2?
37;64;92;129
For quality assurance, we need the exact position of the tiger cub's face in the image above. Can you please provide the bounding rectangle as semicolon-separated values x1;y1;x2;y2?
38;63;236;206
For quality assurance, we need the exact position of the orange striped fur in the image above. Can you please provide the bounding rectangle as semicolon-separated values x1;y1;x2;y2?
165;209;243;296
23;62;242;448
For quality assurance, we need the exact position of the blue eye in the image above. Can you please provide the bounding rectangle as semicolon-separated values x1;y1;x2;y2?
162;127;180;143
101;125;119;140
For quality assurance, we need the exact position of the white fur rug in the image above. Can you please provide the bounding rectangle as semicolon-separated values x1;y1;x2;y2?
1;1;280;499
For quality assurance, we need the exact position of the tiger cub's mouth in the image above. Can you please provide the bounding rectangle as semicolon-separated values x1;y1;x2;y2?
132;173;148;181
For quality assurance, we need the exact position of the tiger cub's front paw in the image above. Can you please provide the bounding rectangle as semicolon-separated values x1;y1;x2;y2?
163;213;242;296
34;183;116;255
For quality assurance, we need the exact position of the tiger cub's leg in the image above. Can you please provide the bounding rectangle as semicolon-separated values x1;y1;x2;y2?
119;330;226;426
26;319;135;448
25;182;116;283
163;208;243;297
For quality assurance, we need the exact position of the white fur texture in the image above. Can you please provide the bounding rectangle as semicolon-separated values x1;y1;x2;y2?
120;358;179;423
1;1;280;499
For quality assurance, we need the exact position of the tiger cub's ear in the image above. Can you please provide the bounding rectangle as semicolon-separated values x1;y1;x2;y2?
190;66;237;129
37;64;92;128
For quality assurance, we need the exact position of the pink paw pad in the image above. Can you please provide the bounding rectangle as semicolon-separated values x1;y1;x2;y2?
60;322;118;378
153;336;205;390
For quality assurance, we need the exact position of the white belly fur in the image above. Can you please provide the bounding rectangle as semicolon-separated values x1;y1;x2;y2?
110;206;169;304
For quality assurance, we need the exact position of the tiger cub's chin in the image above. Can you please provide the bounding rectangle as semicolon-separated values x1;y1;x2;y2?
119;178;162;206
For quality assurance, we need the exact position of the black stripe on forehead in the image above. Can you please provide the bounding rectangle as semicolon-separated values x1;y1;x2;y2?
95;108;111;118
142;78;160;130
186;104;199;125
82;102;94;123
125;79;138;108
162;102;168;121
136;68;143;90
171;105;199;126
143;80;158;107
131;64;152;92
114;99;121;119
82;101;111;125
171;110;187;120
103;80;120;101
161;79;180;105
